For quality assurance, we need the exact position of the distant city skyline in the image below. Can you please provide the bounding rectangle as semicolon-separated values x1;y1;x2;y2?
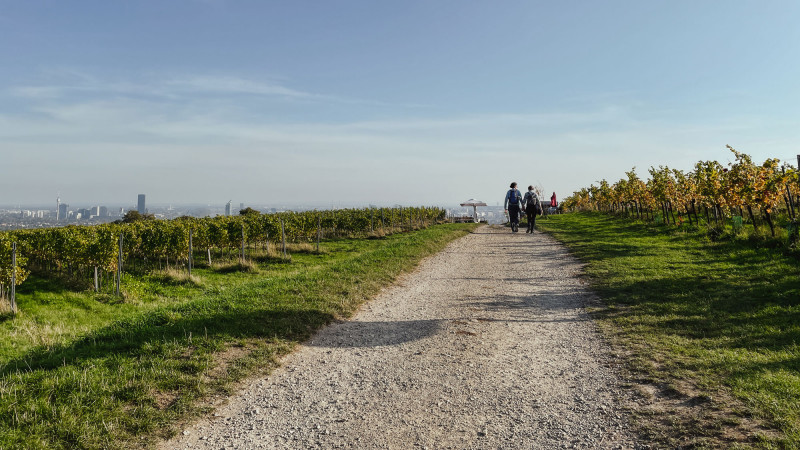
0;197;470;210
0;197;488;231
2;2;800;205
0;191;469;210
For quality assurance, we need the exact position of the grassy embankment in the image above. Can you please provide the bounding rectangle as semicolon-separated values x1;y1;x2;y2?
0;223;478;449
538;213;800;448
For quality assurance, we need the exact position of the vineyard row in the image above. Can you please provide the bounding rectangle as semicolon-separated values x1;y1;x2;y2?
0;206;446;309
562;147;799;236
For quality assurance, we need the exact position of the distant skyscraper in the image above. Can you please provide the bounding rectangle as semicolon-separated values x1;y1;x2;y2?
240;202;244;212
99;206;108;217
58;203;68;221
138;194;146;214
56;195;61;221
225;200;232;216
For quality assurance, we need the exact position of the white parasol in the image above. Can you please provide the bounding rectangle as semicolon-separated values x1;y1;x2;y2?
459;199;487;223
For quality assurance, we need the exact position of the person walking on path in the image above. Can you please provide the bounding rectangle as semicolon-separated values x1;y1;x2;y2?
504;182;523;233
524;186;540;233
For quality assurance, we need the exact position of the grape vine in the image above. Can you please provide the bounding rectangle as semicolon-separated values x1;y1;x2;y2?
562;147;799;237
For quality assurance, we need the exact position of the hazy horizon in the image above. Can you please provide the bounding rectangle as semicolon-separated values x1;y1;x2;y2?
0;200;502;210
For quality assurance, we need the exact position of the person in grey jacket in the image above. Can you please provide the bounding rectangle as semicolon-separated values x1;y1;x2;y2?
504;182;523;232
523;186;540;233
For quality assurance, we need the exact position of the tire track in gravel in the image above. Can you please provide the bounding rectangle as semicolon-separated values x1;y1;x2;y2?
161;225;641;449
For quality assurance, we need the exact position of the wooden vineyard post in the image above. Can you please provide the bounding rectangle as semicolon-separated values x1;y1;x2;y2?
10;242;17;314
795;154;800;215
265;231;269;254
116;234;123;296
280;218;287;258
188;229;193;277
370;209;374;233
316;215;321;253
783;167;796;221
94;266;99;292
241;224;245;262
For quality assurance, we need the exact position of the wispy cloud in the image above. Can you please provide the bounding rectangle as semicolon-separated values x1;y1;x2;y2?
9;76;310;101
7;71;426;109
164;75;315;98
0;76;762;154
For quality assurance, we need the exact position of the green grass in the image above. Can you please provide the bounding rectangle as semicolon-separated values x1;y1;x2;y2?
0;224;477;449
539;213;800;448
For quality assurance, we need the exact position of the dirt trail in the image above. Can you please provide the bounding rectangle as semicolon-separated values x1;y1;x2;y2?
161;226;639;449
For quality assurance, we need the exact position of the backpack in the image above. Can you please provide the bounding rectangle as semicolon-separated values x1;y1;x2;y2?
526;193;540;214
508;189;520;205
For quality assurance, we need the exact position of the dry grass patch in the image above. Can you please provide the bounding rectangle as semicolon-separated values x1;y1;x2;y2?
155;268;205;286
285;242;316;253
0;300;13;316
212;260;260;274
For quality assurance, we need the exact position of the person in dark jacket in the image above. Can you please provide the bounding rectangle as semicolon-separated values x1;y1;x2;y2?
504;182;523;232
523;186;540;233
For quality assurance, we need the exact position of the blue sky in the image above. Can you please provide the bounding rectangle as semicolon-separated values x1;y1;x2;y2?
2;1;799;207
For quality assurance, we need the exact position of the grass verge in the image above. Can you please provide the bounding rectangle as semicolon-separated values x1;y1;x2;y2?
538;212;800;448
0;223;477;449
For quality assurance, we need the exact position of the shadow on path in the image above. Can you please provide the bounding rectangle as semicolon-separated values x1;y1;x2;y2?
307;319;443;348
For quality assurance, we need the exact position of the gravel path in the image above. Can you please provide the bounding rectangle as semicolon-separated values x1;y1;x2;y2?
161;226;638;449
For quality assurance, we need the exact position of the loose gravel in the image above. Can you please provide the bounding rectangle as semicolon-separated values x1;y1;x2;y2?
160;225;640;449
